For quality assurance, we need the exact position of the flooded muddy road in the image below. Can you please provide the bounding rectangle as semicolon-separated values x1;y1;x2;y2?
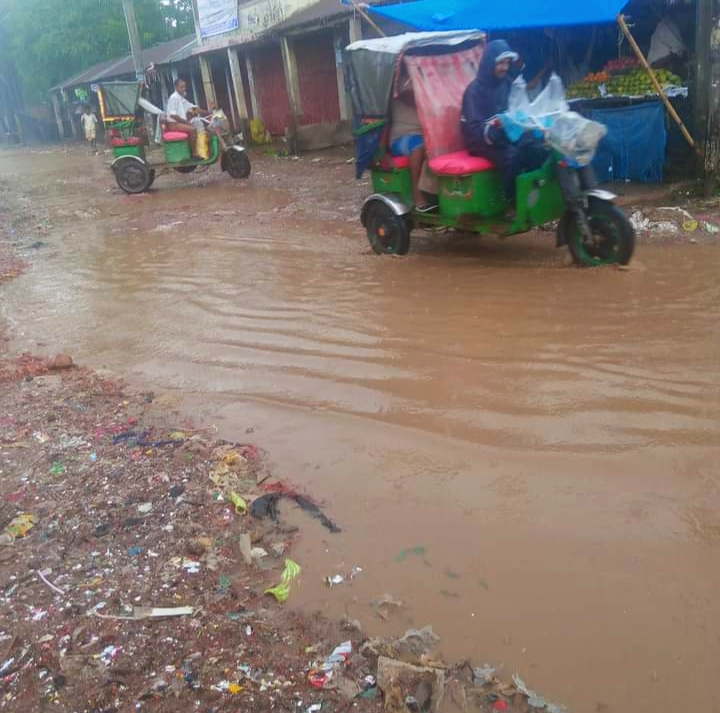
2;147;720;712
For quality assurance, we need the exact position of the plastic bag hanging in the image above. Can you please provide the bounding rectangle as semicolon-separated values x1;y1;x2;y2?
547;112;607;167
508;76;531;115
529;73;569;124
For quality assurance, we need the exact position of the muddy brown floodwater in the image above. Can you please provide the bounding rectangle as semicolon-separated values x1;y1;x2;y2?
2;146;720;712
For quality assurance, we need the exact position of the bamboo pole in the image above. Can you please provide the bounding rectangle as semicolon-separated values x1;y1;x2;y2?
350;0;386;37
617;13;697;152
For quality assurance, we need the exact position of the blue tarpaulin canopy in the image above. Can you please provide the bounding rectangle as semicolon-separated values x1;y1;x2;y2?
371;0;629;31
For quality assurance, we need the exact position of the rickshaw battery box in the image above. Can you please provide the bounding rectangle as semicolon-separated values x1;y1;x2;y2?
371;167;413;200
164;136;192;163
438;172;505;219
112;144;144;159
111;136;145;159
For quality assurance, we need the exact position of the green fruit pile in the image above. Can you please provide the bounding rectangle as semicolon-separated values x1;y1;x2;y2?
605;68;682;96
567;68;684;100
566;82;602;99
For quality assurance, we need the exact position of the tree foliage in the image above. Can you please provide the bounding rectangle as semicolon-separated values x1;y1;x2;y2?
0;0;194;101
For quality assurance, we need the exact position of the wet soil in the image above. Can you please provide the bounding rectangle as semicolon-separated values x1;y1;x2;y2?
2;145;720;712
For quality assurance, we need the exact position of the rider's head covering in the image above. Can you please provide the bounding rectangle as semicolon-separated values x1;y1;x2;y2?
461;39;518;153
477;39;519;85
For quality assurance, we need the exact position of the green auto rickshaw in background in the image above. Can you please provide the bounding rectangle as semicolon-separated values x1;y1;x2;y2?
97;81;251;194
344;31;635;266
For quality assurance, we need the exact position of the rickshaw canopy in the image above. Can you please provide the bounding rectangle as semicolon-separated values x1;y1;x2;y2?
344;31;486;178
345;30;485;118
97;81;141;123
371;0;630;32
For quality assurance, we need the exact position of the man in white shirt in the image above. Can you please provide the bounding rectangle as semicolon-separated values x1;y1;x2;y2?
165;78;211;150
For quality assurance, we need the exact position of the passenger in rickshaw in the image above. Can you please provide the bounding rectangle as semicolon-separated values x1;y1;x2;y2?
389;69;436;213
165;78;212;156
461;40;548;203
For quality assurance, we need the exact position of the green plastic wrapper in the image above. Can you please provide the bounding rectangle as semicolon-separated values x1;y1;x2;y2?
265;559;301;603
229;492;247;514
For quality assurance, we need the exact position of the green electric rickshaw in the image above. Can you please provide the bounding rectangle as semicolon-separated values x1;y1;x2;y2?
345;31;635;266
97;81;251;194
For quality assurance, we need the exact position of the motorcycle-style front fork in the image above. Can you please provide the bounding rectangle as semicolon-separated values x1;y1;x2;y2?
555;163;599;240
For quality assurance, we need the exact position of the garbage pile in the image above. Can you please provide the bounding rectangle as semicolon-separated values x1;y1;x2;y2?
0;356;342;711
628;205;720;240
0;355;566;712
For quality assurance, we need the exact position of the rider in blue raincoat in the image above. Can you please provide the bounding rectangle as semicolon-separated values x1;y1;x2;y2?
461;39;548;202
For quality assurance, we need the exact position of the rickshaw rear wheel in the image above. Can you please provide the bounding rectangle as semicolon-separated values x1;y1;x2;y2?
562;198;635;267
365;201;410;255
225;150;251;179
174;165;197;174
115;158;152;194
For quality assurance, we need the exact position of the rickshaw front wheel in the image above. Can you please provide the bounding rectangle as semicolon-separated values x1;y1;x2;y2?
562;198;635;267
225;149;251;179
365;201;410;255
115;158;152;194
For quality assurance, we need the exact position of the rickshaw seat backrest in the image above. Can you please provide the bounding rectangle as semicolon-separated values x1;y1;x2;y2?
429;151;495;175
404;45;484;160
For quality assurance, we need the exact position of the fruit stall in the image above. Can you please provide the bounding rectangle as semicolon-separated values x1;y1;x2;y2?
566;58;684;101
564;57;688;183
371;0;699;184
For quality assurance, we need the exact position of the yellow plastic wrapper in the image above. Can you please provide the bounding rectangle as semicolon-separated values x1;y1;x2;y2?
265;559;301;603
195;130;210;160
4;512;35;540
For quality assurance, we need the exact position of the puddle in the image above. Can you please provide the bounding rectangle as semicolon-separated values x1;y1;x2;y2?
2;147;720;712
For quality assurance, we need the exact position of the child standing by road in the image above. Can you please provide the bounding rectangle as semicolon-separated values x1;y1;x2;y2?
81;105;98;153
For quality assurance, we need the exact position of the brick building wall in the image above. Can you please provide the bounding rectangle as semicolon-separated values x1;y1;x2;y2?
252;44;291;135
294;30;340;126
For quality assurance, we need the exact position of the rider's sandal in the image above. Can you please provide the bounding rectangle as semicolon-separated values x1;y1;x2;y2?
415;202;438;214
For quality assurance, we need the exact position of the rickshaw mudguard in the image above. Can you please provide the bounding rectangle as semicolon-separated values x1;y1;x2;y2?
111;154;147;172
584;188;617;201
555;188;619;247
361;193;412;226
221;144;246;171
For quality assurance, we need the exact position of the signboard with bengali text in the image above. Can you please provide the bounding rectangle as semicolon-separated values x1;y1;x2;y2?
197;0;240;38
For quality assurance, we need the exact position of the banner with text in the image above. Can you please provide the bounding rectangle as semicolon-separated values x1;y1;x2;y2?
197;0;239;38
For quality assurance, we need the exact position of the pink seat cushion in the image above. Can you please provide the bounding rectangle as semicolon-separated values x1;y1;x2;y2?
163;131;189;141
429;151;495;175
390;155;410;169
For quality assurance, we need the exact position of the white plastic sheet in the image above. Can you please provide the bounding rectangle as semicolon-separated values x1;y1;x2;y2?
503;73;606;165
546;112;607;167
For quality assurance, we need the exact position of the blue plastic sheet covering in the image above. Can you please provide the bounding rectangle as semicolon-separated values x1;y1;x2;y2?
353;120;385;179
372;0;629;32
585;101;666;183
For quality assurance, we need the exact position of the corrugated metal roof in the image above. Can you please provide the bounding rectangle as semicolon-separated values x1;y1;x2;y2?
268;0;354;32
52;35;197;91
190;0;390;55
